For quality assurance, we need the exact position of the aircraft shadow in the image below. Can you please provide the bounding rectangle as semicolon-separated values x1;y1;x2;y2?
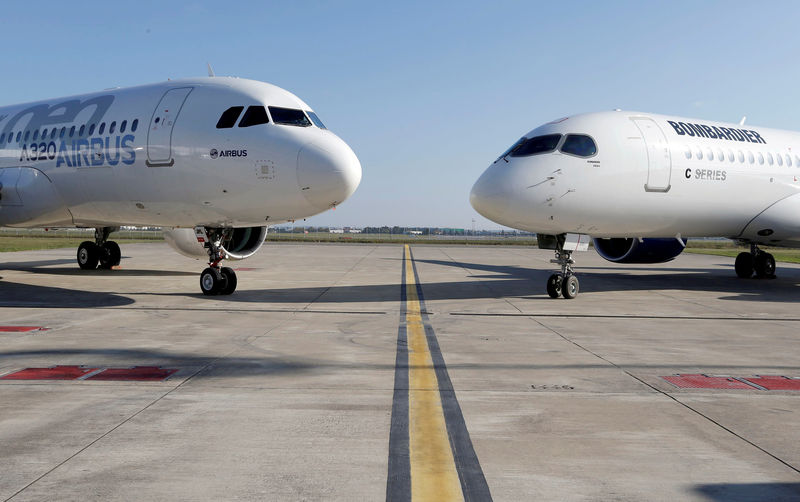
0;281;134;308
692;482;800;502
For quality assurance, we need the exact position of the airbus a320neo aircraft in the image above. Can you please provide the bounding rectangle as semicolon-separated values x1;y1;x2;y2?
471;110;800;299
0;76;361;295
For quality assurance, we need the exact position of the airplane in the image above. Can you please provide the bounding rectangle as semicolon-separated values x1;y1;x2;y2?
470;110;800;299
0;76;361;295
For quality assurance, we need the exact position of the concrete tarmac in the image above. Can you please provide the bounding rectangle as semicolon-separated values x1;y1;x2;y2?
1;242;799;501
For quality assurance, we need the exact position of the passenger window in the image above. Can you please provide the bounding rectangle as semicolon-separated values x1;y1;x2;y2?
707;149;714;161
786;154;792;167
737;151;744;163
131;119;138;132
268;107;312;127
777;154;783;166
79;125;85;136
767;153;774;165
120;120;127;133
0;133;4;143
216;106;244;129
33;130;39;140
110;122;116;134
757;152;764;164
727;150;734;162
69;126;75;137
717;149;724;162
24;131;30;141
560;134;597;157
99;123;105;135
307;111;327;129
59;127;66;138
696;148;703;160
88;124;95;135
510;134;562;157
238;106;270;127
42;128;48;139
685;147;692;160
50;129;56;139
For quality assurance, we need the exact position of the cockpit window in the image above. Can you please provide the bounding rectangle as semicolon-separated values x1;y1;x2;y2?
495;138;525;162
510;134;562;157
268;107;311;127
238;106;270;127
216;106;244;129
560;134;597;157
307;111;327;130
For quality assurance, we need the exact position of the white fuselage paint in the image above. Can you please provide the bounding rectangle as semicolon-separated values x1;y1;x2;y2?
471;110;800;247
0;77;361;229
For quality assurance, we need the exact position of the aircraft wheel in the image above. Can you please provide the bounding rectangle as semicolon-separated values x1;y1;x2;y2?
98;241;121;269
77;241;100;270
200;267;226;296
754;252;776;278
562;275;580;299
734;252;754;278
219;267;238;295
546;274;562;298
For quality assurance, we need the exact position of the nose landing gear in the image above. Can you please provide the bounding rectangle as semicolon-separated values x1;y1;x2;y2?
77;227;121;270
197;227;238;296
735;244;776;279
546;247;580;299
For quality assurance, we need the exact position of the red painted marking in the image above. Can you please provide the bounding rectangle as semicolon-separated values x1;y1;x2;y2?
1;366;98;380
662;374;756;390
0;326;47;332
87;366;177;382
741;376;800;391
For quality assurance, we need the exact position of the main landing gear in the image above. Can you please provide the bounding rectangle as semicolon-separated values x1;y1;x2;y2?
77;227;121;270
198;227;237;296
735;244;776;279
546;246;580;299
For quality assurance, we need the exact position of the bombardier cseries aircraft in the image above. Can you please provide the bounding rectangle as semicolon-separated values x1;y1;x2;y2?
0;77;361;295
471;110;800;299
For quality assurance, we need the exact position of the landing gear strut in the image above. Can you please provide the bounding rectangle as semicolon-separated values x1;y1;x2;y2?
546;240;580;299
77;227;121;270
735;244;776;279
198;227;237;296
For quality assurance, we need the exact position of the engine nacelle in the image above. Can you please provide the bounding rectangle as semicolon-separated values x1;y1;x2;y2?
593;237;686;264
164;227;267;261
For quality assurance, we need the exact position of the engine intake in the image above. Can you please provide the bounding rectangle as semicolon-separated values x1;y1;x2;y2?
164;226;267;260
593;237;686;264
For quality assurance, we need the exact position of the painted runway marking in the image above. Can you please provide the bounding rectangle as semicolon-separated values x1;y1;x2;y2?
387;245;491;502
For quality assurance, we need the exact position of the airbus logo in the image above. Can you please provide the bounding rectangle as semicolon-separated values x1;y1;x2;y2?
210;148;218;159
210;148;247;159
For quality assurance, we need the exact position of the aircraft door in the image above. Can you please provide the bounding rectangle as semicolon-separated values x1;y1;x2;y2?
147;87;193;167
632;117;672;192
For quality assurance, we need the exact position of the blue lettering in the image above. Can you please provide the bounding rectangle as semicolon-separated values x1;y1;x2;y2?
121;134;135;165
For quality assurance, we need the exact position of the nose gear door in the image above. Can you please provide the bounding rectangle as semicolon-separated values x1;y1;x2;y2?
632;117;672;192
146;87;193;167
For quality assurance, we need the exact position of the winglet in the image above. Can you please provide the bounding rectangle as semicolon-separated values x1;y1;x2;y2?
207;63;215;77
739;116;746;126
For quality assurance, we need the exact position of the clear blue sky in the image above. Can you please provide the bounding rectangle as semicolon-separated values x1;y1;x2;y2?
3;1;799;229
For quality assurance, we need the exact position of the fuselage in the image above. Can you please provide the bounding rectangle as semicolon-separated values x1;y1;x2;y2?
471;111;800;247
0;77;361;229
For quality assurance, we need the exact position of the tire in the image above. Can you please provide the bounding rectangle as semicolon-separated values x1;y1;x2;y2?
754;253;776;278
734;252;754;279
562;275;579;299
546;274;562;298
98;241;121;269
77;241;99;270
200;267;225;296
219;267;238;295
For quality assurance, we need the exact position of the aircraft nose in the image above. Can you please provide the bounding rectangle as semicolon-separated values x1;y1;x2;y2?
470;165;511;222
297;137;362;210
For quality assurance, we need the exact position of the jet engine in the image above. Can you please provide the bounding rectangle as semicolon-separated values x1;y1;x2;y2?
593;237;686;264
164;226;267;260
